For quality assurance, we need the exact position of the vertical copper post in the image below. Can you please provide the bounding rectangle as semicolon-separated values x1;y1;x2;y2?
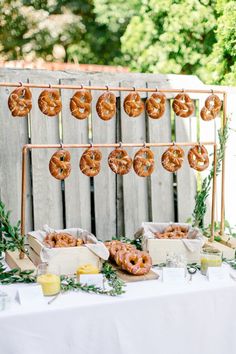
220;92;227;236
210;144;217;242
20;146;27;259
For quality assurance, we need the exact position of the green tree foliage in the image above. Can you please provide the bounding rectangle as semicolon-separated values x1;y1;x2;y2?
205;0;236;85
0;0;236;85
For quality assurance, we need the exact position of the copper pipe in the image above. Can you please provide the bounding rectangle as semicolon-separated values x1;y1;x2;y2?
210;144;217;242
20;146;27;259
220;92;227;237
22;142;216;150
20;142;217;238
0;81;226;94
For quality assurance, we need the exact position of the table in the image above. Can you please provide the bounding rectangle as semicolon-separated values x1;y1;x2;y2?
1;267;236;354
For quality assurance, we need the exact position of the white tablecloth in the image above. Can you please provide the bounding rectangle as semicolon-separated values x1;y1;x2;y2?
1;267;236;354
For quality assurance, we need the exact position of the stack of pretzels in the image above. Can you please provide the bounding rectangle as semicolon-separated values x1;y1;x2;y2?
105;240;152;276
43;232;84;248
154;225;188;239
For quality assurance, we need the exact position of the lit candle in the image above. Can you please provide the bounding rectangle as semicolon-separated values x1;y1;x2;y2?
37;274;61;296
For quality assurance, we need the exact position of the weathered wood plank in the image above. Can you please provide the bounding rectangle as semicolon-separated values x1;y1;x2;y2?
147;83;174;222
60;77;91;231
175;97;198;223
29;75;63;230
120;80;149;237
0;73;32;232
91;80;118;240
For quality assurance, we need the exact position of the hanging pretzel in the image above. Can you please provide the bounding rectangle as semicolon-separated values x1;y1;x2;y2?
8;86;32;117
49;149;71;180
96;92;116;120
200;94;222;121
145;93;166;119
70;90;92;119
161;146;184;172
123;92;144;117
172;93;194;118
188;145;209;172
108;148;132;175
80;148;102;177
133;147;155;177
38;89;62;116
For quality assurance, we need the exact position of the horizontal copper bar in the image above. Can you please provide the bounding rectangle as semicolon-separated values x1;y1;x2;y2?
23;142;216;151
0;81;225;94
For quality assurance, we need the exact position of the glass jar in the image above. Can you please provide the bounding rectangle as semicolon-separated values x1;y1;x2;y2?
200;249;222;275
36;263;61;296
0;292;11;311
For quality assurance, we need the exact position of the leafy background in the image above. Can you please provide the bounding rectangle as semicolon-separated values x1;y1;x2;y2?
0;0;235;83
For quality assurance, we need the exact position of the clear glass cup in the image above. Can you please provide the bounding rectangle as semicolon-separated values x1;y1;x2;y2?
0;292;11;311
36;263;61;296
200;249;222;275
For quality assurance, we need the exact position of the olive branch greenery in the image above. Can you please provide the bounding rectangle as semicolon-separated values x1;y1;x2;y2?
192;120;229;229
0;200;125;295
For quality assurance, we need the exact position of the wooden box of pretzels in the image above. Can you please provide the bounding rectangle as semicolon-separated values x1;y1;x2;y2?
27;225;109;275
134;222;204;265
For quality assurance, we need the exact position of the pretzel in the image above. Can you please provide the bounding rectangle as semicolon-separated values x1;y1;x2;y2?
154;225;188;239
161;146;184;172
80;148;102;177
123;92;144;117
38;89;62;116
96;92;116;120
200;94;222;121
8;86;32;117
108;148;132;175
123;250;152;275
44;232;77;248
49;149;71;180
188;145;209;171
172;93;194;118
133;148;155;177
146;93;166;119
70;90;92;119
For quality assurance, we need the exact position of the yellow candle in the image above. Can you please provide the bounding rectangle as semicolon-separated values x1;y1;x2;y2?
37;274;61;296
76;264;99;276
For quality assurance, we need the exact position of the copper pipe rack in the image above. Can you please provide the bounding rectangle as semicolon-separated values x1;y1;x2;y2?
20;142;218;258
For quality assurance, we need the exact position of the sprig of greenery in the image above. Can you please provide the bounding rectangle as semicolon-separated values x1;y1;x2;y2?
61;262;125;296
111;235;142;250
0;200;26;255
192;120;229;228
0;258;36;284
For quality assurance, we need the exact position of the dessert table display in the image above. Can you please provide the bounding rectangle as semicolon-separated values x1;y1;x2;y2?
1;265;236;354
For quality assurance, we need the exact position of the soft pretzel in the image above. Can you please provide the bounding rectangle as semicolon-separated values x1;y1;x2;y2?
8;86;32;117
80;148;102;177
161;146;184;172
49;150;71;180
188;145;209;171
154;224;188;239
200;94;222;121
123;92;144;117
108;148;132;175
146;93;166;119
70;90;92;119
38;89;62;116
133;147;155;177
44;232;77;248
96;92;116;120
123;250;152;275
172;93;194;118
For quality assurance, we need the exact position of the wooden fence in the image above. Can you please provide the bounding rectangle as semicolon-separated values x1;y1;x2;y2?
0;68;234;241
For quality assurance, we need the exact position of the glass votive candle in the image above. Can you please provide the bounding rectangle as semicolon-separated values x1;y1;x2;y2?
0;292;11;311
200;249;222;275
36;263;61;296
